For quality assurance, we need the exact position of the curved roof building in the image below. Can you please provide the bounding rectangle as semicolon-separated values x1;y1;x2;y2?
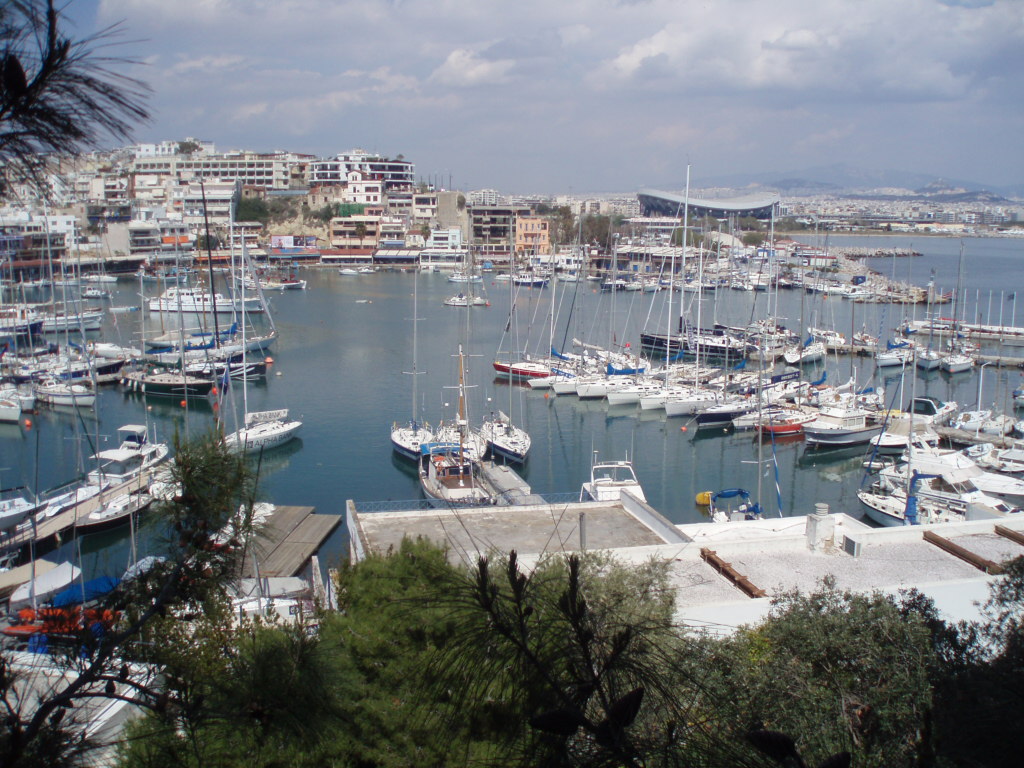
638;189;780;220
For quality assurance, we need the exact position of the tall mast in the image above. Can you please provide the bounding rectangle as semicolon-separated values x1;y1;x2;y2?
678;165;690;342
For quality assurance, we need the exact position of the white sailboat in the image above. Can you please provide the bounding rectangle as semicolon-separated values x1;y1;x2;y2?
391;271;434;460
223;246;301;453
481;253;532;464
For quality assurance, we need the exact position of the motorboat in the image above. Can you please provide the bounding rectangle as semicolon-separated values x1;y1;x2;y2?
87;424;170;485
149;287;263;314
698;488;763;523
443;293;489;307
802;405;884;447
579;458;646;503
33;378;96;408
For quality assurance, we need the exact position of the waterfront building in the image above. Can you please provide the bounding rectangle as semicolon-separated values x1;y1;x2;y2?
171;178;240;227
638;189;780;220
122;217;195;262
514;216;551;256
469;204;530;266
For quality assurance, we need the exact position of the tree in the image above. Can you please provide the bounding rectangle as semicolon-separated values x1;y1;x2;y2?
428;550;739;767
0;432;258;768
353;221;367;249
742;232;765;247
705;579;937;768
234;196;268;225
0;0;149;195
175;140;200;156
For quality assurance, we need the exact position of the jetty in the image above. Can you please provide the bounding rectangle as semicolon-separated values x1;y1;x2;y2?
241;505;341;578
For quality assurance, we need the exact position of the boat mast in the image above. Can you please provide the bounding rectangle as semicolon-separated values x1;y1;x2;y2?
409;269;424;429
679;165;690;354
200;179;221;344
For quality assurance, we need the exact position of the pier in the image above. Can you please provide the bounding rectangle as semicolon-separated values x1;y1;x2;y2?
1;471;159;561
241;505;341;578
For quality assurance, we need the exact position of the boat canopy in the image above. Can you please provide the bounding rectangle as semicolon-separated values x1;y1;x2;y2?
51;575;120;607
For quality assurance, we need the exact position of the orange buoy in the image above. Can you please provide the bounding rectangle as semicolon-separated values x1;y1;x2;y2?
210;386;218;396
544;392;550;399
24;418;32;429
180;400;187;408
265;356;274;364
680;426;688;432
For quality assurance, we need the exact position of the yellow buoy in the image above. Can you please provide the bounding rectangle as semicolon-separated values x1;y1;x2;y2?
695;491;712;506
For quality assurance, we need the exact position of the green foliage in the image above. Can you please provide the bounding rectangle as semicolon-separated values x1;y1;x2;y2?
428;550;716;767
234;196;268;225
109;540;1024;768
176;140;201;156
742;232;765;247
706;580;935;768
1;432;256;768
266;197;298;224
549;205;575;246
303;203;336;224
581;214;612;247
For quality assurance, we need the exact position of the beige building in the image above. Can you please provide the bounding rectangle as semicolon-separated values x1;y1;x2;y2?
515;216;551;256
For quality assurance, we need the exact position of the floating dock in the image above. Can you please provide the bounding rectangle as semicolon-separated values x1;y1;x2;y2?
241;505;341;578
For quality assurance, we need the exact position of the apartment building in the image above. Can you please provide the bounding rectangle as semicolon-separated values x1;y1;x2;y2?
132;150;303;190
308;150;412;190
171;178;241;226
514;216;551;255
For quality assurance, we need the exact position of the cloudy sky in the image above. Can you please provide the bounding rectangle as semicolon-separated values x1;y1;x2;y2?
67;0;1024;194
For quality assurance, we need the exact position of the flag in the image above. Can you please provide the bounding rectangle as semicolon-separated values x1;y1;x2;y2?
220;365;231;393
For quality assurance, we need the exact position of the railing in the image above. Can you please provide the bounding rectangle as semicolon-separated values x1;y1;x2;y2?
352;491;582;514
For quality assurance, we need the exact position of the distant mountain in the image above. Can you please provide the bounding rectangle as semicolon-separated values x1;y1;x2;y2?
700;164;1023;200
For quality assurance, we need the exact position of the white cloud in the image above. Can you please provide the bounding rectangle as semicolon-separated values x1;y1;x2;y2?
82;1;1024;189
430;49;516;87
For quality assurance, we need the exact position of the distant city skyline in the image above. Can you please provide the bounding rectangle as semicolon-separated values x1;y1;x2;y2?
70;1;1023;194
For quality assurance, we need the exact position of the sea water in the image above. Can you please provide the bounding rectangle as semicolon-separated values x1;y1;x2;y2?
2;235;1021;577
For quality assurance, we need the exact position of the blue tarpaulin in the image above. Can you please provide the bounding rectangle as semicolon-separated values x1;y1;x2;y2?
51;576;120;607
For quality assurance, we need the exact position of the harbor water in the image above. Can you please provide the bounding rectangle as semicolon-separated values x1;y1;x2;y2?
2;235;1022;578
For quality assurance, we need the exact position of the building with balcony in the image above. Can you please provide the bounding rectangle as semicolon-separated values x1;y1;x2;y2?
515;216;551;256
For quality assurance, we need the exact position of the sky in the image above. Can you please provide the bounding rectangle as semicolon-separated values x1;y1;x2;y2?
61;0;1024;194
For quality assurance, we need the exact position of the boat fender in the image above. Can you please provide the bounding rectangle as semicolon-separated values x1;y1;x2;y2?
695;491;712;506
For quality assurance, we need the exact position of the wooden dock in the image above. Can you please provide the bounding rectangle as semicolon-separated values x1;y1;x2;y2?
241;506;341;578
1;471;157;560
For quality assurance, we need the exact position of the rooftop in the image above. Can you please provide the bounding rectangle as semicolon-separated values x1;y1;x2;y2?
347;496;1024;633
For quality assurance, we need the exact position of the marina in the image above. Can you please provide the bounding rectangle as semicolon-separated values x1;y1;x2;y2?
1;235;1023;588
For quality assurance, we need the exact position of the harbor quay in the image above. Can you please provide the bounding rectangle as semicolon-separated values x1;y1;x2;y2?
347;492;1024;632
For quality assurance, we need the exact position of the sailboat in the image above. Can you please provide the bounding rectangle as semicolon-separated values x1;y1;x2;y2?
223;245;302;454
939;242;974;374
391;271;434;460
481;409;531;464
419;345;493;505
481;255;532;463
